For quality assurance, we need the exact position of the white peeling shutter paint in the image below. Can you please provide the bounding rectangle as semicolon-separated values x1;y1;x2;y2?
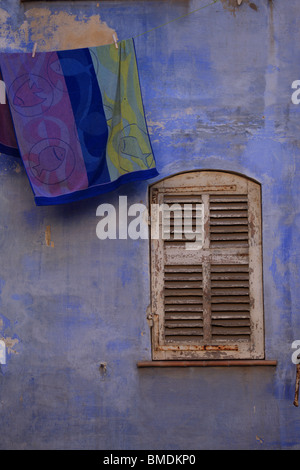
149;171;264;360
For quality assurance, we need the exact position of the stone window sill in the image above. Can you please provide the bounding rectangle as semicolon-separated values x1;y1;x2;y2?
137;360;277;368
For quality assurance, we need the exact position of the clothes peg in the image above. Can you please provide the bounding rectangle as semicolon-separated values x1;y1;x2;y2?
112;34;118;49
32;42;37;58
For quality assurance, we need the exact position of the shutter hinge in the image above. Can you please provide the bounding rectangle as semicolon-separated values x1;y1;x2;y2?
147;313;154;328
146;305;154;327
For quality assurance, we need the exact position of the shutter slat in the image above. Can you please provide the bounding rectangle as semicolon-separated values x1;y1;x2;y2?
210;241;248;248
165;281;202;288
165;328;204;336
166;313;203;319
211;319;250;327
211;275;249;281
211;288;249;296
211;280;249;287
166;320;204;328
212;313;250;319
210;225;248;233
210;210;248;218
165;265;203;273
212;304;250;311
211;296;250;303
210;233;249;241
165;274;203;282
211;265;249;272
165;305;203;312
164;212;203;218
212;327;250;334
165;297;203;305
164;289;203;296
210;203;248;210
164;195;202;203
210;217;248;225
209;195;248;202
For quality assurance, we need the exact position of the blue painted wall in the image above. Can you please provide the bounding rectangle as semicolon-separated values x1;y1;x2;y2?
0;0;299;449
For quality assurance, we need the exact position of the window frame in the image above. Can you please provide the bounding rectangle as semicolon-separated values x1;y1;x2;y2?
149;170;265;361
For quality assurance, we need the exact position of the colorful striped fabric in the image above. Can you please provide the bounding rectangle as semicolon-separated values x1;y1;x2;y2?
0;39;158;205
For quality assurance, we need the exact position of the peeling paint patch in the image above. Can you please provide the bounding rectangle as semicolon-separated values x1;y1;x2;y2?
25;9;116;51
147;118;166;135
0;335;19;355
0;8;116;51
0;8;31;50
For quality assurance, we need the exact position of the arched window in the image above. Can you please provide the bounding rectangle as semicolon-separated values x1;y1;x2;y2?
149;170;264;360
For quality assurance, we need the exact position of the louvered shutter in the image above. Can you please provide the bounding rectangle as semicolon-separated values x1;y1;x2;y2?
150;171;264;360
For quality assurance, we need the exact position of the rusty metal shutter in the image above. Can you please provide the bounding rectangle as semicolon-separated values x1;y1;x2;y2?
149;171;264;360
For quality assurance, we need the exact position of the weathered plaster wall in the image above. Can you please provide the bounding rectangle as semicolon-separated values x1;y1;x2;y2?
0;2;116;50
0;0;299;450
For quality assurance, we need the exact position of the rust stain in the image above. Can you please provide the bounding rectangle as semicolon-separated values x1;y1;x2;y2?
158;344;238;351
14;163;22;174
45;225;54;248
249;3;258;11
294;363;300;407
220;0;241;14
204;345;239;351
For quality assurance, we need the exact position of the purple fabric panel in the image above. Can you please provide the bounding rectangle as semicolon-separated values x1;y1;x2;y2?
0;51;88;197
0;69;19;156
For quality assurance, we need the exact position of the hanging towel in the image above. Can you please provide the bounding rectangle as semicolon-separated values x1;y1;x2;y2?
0;38;158;205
